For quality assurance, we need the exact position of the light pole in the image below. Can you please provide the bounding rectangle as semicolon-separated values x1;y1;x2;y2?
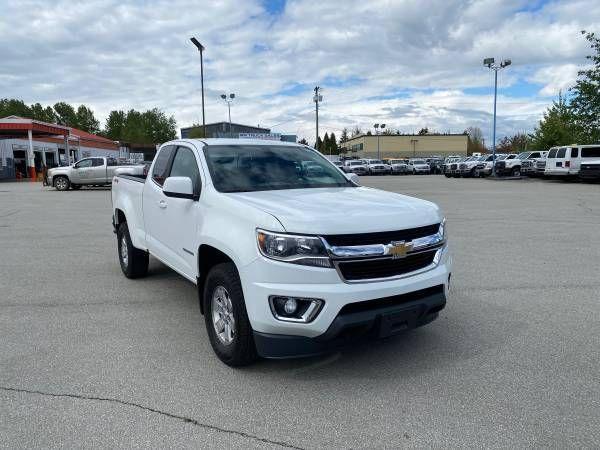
220;93;235;137
484;57;511;176
313;86;322;150
190;37;206;137
373;123;385;159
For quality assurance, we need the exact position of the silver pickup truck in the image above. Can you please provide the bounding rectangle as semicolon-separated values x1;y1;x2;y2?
47;157;141;191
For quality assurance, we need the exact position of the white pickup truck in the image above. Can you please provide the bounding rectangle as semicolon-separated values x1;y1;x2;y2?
111;139;451;366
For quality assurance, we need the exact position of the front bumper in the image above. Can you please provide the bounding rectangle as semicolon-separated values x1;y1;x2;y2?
253;285;446;358
240;245;451;342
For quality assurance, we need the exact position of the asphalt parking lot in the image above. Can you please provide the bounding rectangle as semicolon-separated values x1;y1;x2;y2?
1;176;599;448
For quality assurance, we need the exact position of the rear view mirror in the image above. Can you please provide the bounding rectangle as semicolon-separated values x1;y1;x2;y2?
163;176;197;200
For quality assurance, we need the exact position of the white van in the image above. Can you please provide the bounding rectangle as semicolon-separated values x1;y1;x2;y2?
545;145;600;177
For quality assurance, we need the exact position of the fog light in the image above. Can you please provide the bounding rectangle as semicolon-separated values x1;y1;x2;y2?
269;296;324;323
284;298;298;315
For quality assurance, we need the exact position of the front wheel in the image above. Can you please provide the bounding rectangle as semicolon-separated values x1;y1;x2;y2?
512;167;521;177
117;222;148;279
54;176;70;191
203;263;258;366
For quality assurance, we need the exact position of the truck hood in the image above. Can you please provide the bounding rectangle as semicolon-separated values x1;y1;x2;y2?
229;187;441;234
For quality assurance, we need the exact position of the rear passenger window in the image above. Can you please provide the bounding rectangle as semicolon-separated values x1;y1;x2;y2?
92;158;104;167
169;146;201;194
152;146;176;186
556;148;566;158
570;148;579;158
548;149;557;158
581;147;600;158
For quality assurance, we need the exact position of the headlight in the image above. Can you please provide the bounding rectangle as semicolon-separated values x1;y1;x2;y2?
439;218;447;239
257;229;332;268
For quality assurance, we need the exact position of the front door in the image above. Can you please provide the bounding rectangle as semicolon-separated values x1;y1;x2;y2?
71;158;93;183
143;145;202;279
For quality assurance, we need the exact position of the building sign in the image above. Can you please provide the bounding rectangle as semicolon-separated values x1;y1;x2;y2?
238;133;281;141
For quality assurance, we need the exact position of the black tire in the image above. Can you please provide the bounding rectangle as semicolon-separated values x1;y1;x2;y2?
54;176;70;191
117;222;148;279
512;167;521;177
71;184;82;190
444;173;451;178
203;262;258;367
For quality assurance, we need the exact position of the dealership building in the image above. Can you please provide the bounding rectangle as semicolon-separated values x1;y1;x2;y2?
0;116;123;180
340;134;468;158
181;122;296;142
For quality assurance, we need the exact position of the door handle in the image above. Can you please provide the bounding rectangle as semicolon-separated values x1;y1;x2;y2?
158;200;167;209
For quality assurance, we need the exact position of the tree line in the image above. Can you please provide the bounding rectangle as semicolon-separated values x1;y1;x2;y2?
0;99;177;145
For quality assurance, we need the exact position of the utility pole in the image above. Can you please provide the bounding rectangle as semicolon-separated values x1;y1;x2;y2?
484;57;511;176
313;86;322;150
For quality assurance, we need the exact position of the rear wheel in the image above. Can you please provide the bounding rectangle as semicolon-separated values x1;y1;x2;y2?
54;176;70;191
117;222;148;278
203;262;258;366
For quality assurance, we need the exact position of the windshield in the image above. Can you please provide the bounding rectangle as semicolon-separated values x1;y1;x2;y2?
389;159;405;164
497;155;508;160
517;152;529;159
203;145;353;193
370;160;384;164
411;160;426;164
349;161;362;166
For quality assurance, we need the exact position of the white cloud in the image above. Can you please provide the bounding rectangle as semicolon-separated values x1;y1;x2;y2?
0;0;596;144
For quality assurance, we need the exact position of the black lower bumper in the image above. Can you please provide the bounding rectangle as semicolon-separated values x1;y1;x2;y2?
253;287;446;359
579;169;600;180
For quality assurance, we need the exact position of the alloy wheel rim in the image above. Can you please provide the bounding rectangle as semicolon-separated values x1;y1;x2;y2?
212;285;235;345
57;179;66;189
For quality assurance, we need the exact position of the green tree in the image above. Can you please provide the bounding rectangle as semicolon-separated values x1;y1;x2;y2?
315;136;323;152
75;105;100;133
496;133;530;153
530;93;580;149
53;102;78;127
351;126;362;137
298;137;309;145
104;110;126;140
418;127;429;135
0;98;31;118
570;31;600;143
329;132;337;155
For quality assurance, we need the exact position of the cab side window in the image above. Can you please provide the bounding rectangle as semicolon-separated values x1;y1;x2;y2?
570;148;579;158
169;146;201;194
152;146;176;186
92;158;104;167
75;159;93;169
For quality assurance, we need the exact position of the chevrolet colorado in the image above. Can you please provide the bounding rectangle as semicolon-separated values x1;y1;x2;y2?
111;139;451;366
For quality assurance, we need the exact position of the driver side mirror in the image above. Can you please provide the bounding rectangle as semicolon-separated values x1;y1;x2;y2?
163;176;197;200
348;173;360;186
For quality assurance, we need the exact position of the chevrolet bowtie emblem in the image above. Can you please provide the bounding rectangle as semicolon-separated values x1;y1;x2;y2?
386;241;413;259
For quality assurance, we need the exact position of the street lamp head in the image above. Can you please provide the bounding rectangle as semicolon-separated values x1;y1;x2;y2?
483;57;495;67
501;59;512;67
229;93;235;99
190;37;204;51
220;94;227;99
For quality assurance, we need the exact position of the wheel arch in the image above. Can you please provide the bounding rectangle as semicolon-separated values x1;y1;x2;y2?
196;244;238;315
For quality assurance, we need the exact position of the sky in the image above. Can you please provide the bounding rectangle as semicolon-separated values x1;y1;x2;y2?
0;0;597;144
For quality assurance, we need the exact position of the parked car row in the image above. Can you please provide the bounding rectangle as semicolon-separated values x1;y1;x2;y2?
339;157;445;175
441;145;600;181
